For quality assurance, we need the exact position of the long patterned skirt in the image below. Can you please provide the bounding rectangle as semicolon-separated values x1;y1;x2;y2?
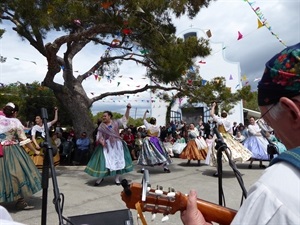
0;145;42;203
23;137;60;169
243;135;269;160
180;138;208;160
206;132;252;167
84;141;133;178
137;137;172;166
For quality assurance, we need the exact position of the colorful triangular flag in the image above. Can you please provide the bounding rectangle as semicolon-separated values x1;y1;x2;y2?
257;19;264;29
237;31;243;40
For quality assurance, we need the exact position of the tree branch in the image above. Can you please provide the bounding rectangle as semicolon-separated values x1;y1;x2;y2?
2;10;47;56
51;24;117;54
91;84;181;103
79;52;150;82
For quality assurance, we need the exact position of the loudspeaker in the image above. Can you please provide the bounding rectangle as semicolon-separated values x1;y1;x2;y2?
67;209;134;225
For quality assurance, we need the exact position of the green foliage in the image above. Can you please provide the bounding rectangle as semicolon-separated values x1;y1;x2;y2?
0;0;213;83
159;75;255;116
243;91;259;111
0;0;215;133
0;82;75;126
92;111;144;127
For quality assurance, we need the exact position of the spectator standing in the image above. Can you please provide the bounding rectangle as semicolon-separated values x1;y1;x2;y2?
238;123;249;139
74;132;90;165
123;128;136;160
233;131;246;143
232;122;238;136
134;132;143;159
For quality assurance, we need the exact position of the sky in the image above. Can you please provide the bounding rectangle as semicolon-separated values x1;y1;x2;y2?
0;0;299;119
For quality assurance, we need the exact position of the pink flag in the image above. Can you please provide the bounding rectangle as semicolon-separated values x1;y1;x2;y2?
237;31;243;40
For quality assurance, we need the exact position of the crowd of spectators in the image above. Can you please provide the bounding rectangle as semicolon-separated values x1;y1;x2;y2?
21;116;283;167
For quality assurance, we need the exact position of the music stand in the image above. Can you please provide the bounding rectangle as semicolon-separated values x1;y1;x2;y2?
40;108;66;225
213;126;247;207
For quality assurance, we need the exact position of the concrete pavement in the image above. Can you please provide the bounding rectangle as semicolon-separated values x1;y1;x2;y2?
2;158;267;225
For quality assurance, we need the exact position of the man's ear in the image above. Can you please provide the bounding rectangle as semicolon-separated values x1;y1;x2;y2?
279;97;300;129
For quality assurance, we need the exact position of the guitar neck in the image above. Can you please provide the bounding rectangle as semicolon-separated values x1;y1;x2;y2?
181;195;237;225
121;182;237;225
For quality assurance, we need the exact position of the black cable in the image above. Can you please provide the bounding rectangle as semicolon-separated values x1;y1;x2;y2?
213;126;248;208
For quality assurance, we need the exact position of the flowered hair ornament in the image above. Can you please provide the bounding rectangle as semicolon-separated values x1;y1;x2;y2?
258;43;300;106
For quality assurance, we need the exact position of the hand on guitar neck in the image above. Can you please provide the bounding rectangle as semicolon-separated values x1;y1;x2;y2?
121;179;237;225
181;190;213;225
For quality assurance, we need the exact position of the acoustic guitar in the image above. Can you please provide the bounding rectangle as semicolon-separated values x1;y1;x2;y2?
121;170;237;225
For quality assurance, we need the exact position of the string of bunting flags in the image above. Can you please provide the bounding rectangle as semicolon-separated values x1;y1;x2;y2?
1;1;284;92
243;0;287;47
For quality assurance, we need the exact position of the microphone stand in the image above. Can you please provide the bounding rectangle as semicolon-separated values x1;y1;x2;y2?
40;108;65;225
213;126;247;207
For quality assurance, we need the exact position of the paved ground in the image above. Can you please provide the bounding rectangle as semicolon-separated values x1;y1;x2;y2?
2;158;267;225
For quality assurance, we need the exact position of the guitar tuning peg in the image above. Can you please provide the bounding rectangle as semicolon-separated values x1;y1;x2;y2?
155;189;163;195
161;215;169;222
156;185;163;190
167;192;175;197
168;187;175;192
151;213;156;221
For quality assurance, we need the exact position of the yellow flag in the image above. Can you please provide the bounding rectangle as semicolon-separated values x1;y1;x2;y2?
257;19;264;29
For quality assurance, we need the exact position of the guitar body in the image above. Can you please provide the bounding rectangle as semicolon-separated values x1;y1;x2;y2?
121;182;237;225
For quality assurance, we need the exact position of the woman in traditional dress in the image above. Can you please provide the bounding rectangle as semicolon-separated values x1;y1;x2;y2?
0;103;42;210
137;110;172;173
208;102;252;175
180;123;207;166
29;108;60;169
85;104;133;186
172;133;186;157
243;116;269;168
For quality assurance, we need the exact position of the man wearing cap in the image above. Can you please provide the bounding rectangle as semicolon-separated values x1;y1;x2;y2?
180;43;300;225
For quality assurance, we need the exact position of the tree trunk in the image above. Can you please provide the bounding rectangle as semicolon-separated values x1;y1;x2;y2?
165;102;172;125
54;83;95;142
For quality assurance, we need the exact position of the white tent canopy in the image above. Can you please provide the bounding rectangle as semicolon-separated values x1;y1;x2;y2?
244;108;261;118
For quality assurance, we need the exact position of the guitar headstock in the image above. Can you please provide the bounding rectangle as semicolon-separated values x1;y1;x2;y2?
120;170;187;216
121;170;237;225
